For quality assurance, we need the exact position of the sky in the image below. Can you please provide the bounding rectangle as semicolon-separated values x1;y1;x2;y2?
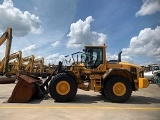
0;0;160;66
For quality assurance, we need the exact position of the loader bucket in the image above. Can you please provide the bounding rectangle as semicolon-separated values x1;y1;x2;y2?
8;74;43;103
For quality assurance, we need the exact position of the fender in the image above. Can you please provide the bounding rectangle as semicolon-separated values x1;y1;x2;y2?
103;68;136;91
64;70;80;83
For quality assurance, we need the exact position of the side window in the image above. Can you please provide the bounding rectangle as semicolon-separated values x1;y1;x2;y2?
83;47;103;68
93;48;103;68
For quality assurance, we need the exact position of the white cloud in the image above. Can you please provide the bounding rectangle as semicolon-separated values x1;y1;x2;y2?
122;26;160;62
35;56;43;59
22;44;36;56
67;16;107;49
107;53;133;63
139;61;155;66
136;0;160;16
0;45;5;53
45;53;64;65
156;55;160;61
34;7;38;11
0;0;43;37
0;45;5;59
51;41;60;47
22;44;36;52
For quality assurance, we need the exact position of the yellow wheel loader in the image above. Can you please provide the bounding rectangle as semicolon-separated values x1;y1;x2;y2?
48;44;149;103
8;44;149;103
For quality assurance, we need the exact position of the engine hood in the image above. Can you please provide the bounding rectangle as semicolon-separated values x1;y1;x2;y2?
119;62;141;69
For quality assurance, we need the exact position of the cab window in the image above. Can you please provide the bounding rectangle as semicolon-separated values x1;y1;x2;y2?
83;47;103;68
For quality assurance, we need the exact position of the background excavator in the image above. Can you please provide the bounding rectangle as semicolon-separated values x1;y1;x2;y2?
32;57;47;78
22;55;35;74
8;51;22;75
0;28;16;84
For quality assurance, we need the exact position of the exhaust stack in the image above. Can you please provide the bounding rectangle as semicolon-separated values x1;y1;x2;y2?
118;51;122;62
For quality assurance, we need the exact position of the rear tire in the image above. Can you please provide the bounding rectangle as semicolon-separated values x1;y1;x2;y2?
49;73;77;102
104;75;132;103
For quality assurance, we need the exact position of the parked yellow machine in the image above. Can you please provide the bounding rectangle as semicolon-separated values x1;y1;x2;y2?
43;63;57;76
33;57;44;74
0;28;12;75
49;44;149;103
8;51;22;75
0;28;17;84
33;57;47;78
22;55;35;73
8;44;149;103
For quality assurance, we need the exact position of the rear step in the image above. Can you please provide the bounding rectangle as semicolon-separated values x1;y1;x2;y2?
8;75;43;103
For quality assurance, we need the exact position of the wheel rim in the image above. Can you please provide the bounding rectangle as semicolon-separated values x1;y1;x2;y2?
113;82;126;96
56;81;70;95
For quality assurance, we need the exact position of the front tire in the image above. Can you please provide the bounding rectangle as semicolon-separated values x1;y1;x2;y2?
49;73;77;102
104;75;132;103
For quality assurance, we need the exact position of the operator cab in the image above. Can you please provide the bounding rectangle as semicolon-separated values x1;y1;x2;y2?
82;46;104;69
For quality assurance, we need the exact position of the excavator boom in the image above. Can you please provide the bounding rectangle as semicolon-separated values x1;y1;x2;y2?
0;32;8;46
0;28;12;74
